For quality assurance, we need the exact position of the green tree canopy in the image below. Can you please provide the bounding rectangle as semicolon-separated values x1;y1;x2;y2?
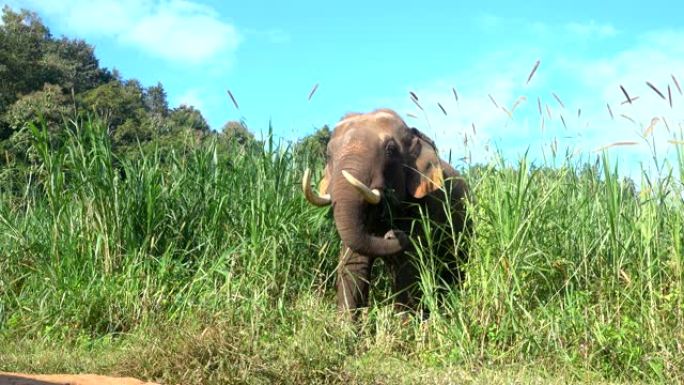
80;80;145;130
167;105;210;132
0;7;50;113
144;82;169;118
3;83;73;132
295;125;331;164
221;120;255;145
0;5;212;163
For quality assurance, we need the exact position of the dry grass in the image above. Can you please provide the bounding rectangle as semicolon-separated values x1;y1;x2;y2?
642;117;660;136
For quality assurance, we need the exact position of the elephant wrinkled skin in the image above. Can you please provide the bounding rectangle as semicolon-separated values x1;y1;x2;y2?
303;108;470;315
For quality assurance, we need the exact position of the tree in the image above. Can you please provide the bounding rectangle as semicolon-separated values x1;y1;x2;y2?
0;6;51;114
143;82;168;118
0;83;75;166
295;125;331;164
0;6;109;141
78;79;156;148
3;83;73;132
43;37;111;93
0;5;216;161
221;120;254;145
79;80;145;130
167;105;210;132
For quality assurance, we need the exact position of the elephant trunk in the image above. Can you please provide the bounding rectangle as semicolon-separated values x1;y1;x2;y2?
332;163;407;257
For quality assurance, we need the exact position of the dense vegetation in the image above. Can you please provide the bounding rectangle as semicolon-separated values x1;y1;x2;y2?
1;5;684;385
2;114;683;384
0;6;265;167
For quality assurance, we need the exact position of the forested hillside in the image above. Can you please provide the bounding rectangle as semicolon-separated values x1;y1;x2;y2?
0;6;269;166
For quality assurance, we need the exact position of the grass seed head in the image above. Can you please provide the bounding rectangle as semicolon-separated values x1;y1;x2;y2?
227;89;240;110
672;74;682;95
552;92;565;108
646;81;666;100
527;59;540;84
488;94;499;108
643;117;660;136
437;102;447;116
537;97;542;116
594;140;638;151
620;114;636;124
619;85;632;104
307;83;319;101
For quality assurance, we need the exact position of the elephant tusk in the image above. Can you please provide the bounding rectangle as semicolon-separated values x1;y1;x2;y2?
341;170;381;205
302;169;332;206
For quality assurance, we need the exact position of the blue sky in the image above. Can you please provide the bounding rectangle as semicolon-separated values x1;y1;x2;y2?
5;0;684;177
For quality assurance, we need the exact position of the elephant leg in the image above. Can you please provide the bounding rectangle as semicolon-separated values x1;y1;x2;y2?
386;254;421;313
336;247;373;314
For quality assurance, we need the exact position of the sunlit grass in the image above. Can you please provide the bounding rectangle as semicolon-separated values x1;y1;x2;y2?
1;118;683;384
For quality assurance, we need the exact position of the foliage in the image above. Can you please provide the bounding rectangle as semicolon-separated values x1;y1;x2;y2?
3;83;73;132
0;5;210;164
0;6;109;116
1;118;684;384
0;6;52;113
79;79;154;147
221;120;255;145
2;5;684;385
295;124;331;165
143;82;168;118
167;104;210;133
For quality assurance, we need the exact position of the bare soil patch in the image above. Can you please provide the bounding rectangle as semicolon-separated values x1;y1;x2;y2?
0;373;160;385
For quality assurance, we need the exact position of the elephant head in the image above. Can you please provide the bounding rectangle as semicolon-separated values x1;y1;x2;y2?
303;109;445;257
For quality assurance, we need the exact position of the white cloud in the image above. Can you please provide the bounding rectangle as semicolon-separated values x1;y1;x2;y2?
565;21;618;38
392;52;547;165
559;30;684;139
392;23;684;178
174;88;205;111
10;0;241;65
123;2;239;64
477;15;618;40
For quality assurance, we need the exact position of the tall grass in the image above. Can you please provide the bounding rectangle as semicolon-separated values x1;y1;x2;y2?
419;151;684;380
0;119;335;334
1;118;683;384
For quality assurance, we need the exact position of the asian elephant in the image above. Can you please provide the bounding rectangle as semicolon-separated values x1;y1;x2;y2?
302;108;470;315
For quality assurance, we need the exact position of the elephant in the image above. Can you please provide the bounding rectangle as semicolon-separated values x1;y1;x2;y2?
302;108;471;315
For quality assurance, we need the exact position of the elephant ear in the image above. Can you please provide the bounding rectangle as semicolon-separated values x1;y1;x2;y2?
406;128;444;199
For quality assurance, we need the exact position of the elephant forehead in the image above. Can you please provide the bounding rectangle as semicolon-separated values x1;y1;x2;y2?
337;131;373;152
334;110;405;130
337;128;393;148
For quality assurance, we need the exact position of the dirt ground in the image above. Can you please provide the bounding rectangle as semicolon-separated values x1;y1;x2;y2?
0;373;160;385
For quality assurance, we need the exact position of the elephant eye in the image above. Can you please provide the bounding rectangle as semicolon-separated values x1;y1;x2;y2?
385;141;399;158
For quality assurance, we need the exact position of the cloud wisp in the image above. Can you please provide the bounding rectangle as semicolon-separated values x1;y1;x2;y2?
396;20;684;177
13;0;241;65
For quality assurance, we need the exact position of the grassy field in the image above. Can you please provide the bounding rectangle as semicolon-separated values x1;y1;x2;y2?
1;119;683;384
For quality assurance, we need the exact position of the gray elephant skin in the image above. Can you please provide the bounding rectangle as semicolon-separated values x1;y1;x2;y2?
303;108;470;315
